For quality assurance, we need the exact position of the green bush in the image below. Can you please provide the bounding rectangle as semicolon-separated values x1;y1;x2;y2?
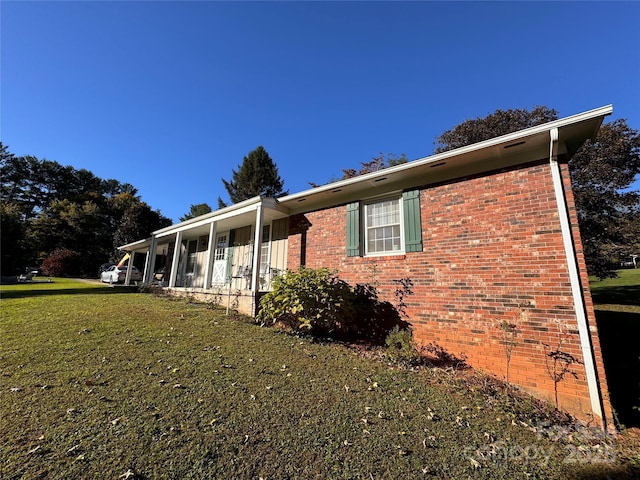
258;267;412;344
385;326;420;365
257;267;354;335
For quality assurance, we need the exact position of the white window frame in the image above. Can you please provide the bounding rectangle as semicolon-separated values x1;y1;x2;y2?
363;195;404;256
260;223;271;274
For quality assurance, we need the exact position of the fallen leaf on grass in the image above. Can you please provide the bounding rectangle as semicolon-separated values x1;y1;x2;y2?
119;469;135;479
66;444;81;455
468;457;481;469
27;445;41;455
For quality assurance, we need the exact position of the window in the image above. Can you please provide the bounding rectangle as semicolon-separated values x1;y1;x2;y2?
260;224;271;271
346;190;422;257
185;239;197;274
365;198;402;254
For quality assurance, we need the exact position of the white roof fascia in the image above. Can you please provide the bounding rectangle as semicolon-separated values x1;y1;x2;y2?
118;238;152;252
280;105;612;205
152;197;290;239
152;195;263;237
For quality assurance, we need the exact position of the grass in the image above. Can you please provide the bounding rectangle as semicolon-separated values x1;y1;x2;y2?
1;279;638;478
589;269;640;431
589;268;640;313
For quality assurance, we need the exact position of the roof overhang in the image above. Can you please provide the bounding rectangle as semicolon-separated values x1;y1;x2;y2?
278;105;612;214
119;105;612;252
118;196;290;251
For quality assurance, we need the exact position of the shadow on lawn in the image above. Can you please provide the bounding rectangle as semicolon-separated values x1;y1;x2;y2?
0;285;139;299
591;285;640;306
596;309;640;429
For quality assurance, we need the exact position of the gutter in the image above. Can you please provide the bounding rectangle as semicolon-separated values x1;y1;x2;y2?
548;127;605;428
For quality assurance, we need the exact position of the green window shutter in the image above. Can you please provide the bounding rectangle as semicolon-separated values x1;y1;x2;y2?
346;202;360;257
403;190;422;253
225;230;236;283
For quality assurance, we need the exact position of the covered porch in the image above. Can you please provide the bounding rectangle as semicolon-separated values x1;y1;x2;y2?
119;196;290;315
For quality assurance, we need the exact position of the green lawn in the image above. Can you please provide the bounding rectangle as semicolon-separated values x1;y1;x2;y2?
589;268;640;313
590;269;640;431
1;279;638;479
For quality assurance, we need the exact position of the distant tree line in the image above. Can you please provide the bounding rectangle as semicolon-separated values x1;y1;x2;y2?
0;142;171;277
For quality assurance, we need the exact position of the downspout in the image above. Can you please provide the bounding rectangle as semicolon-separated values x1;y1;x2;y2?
549;127;605;426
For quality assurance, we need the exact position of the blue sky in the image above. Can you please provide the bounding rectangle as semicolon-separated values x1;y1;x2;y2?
2;1;639;223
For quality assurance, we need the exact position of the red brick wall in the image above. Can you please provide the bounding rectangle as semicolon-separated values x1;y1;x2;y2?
287;161;613;428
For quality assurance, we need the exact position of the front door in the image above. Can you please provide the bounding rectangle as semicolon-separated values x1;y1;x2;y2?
211;232;229;285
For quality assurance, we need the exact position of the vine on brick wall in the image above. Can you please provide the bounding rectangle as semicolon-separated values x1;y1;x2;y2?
543;337;582;410
498;320;519;383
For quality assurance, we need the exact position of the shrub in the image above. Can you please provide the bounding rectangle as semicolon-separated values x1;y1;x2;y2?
258;267;411;343
385;326;420;365
41;248;82;277
257;267;354;336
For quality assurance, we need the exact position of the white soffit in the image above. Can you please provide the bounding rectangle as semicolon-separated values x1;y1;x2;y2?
280;105;612;214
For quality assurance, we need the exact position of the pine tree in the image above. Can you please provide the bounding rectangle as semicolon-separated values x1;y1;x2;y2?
218;146;286;207
180;203;212;222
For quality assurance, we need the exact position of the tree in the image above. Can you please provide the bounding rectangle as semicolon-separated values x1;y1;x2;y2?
0;143;168;275
1;146;136;218
433;106;559;153
112;200;172;260
309;153;409;187
0;201;28;275
218;146;286;207
432;107;640;278
180;203;212;222
341;153;408;179
569;120;640;278
28;199;112;276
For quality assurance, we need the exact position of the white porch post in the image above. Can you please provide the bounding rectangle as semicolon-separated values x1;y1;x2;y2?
125;252;134;285
143;236;158;285
169;231;183;288
203;221;216;289
250;203;264;311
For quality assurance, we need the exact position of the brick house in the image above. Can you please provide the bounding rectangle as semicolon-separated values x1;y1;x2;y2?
119;105;614;429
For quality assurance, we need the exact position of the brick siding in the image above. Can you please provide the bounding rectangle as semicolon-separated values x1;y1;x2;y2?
287;160;613;428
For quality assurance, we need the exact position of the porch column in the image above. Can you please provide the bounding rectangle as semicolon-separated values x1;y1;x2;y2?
250;203;264;308
203;221;217;289
169;231;182;288
125;252;134;285
143;236;158;285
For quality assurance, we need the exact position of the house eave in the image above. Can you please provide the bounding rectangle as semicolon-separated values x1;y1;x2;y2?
117;196;291;251
279;105;612;214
